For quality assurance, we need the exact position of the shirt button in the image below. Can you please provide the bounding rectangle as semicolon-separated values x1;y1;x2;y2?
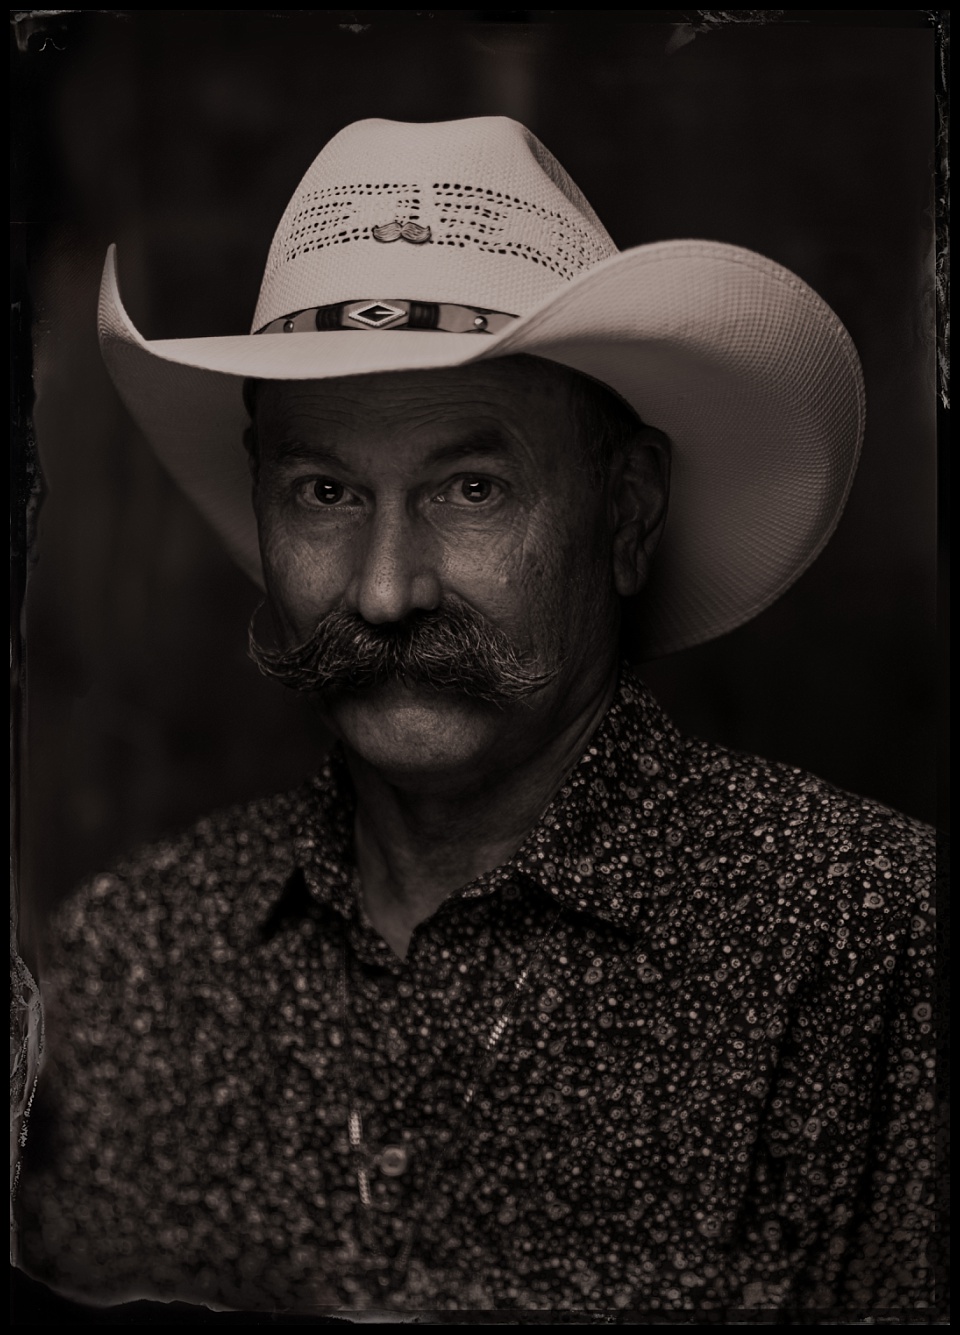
378;1145;410;1177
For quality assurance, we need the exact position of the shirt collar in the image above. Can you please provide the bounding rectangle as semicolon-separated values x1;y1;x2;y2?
293;664;687;933
482;665;687;930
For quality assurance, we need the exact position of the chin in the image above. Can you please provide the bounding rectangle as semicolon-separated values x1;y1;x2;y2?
323;681;505;780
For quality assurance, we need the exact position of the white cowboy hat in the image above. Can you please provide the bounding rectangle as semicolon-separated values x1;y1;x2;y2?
97;115;865;659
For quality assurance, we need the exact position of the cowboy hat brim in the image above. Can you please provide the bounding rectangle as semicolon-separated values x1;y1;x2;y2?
98;238;864;660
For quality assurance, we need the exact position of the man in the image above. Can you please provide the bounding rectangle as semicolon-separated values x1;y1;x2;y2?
15;117;937;1316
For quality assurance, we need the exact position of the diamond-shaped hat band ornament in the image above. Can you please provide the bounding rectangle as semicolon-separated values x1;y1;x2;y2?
347;301;406;328
372;219;433;245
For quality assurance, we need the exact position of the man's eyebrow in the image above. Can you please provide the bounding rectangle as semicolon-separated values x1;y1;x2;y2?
270;440;348;469
268;429;518;469
423;429;517;466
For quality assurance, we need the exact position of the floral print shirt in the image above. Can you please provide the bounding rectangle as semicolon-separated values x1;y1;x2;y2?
16;667;940;1317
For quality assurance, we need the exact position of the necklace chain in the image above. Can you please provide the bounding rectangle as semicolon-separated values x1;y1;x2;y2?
336;897;562;1294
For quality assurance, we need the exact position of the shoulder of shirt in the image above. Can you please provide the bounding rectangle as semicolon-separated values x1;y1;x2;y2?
676;730;934;837
662;729;937;929
42;772;335;969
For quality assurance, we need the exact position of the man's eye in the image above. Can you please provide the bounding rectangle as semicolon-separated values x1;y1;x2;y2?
314;480;345;505
461;478;493;503
297;479;354;508
436;477;502;506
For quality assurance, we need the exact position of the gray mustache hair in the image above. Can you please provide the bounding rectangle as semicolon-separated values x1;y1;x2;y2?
247;603;559;705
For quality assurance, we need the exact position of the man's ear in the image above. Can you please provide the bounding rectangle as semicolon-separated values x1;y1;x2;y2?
610;427;671;598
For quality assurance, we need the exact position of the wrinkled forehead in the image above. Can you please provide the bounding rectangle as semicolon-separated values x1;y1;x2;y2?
249;357;588;468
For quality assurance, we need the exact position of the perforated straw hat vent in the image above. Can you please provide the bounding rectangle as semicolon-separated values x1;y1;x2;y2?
252;118;619;330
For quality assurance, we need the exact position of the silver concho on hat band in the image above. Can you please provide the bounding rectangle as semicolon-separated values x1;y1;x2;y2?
372;219;433;244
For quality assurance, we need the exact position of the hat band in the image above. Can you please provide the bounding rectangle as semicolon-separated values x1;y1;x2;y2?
255;299;517;336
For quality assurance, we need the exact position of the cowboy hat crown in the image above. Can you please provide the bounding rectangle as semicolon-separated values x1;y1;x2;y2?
98;115;864;658
253;116;618;331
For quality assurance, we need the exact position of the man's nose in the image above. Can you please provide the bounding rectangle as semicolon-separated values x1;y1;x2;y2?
345;502;442;624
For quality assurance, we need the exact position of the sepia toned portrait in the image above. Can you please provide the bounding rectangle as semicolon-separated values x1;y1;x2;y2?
11;10;945;1322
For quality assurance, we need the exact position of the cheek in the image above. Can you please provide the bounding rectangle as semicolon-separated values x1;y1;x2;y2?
257;510;346;639
442;504;613;644
439;517;548;618
529;529;613;640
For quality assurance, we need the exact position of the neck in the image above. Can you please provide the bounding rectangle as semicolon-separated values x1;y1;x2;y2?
345;668;619;958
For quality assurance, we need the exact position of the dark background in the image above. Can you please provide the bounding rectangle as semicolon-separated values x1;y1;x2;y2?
12;11;942;965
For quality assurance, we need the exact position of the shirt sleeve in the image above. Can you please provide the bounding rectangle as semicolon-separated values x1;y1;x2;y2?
14;872;159;1303
829;834;944;1314
726;819;942;1318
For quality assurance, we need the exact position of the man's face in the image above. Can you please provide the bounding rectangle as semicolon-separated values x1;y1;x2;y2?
252;358;631;787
